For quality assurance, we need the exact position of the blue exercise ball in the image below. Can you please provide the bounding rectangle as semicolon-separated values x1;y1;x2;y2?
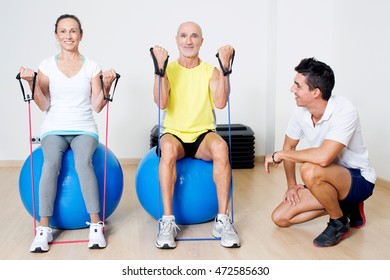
19;143;123;229
135;146;219;225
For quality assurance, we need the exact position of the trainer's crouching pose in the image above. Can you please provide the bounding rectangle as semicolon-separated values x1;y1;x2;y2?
265;58;376;247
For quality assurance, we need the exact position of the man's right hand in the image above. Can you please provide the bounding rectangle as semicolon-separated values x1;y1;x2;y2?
152;45;169;70
283;184;305;205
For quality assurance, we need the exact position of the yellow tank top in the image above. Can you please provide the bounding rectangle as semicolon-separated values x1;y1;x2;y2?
163;60;216;143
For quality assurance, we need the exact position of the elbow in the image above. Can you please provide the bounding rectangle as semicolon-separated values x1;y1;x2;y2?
154;97;167;110
93;107;102;113
155;101;167;110
214;100;227;109
160;100;168;109
318;161;330;167
93;103;106;113
317;155;335;167
36;102;49;112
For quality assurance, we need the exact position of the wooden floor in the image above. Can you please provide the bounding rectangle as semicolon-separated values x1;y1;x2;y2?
0;161;389;261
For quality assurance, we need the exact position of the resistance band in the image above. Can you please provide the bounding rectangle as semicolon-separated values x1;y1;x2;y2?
150;48;236;242
216;50;236;223
52;73;121;245
16;72;120;245
16;72;38;233
150;47;169;233
177;50;236;241
100;73;121;224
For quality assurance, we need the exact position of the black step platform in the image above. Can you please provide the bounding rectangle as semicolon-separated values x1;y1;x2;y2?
150;124;255;169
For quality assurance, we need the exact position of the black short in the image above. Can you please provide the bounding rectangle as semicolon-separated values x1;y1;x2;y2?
156;130;213;158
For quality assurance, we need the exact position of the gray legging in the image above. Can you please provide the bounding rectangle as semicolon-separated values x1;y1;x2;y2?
39;134;100;217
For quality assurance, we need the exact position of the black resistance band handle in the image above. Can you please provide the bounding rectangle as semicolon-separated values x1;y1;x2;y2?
100;73;121;102
216;49;235;76
16;72;37;102
150;47;169;77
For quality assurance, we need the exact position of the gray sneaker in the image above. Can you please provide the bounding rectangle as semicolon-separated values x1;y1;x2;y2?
30;226;53;253
212;214;241;248
155;215;180;249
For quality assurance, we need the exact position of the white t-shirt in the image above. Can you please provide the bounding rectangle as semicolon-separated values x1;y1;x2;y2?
286;95;376;184
38;55;101;140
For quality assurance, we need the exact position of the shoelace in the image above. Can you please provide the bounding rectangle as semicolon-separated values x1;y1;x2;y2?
36;226;52;234
159;219;180;236
219;217;237;235
321;220;346;237
86;221;105;231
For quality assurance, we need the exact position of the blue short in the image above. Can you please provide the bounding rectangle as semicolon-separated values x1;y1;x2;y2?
342;168;375;203
303;168;374;203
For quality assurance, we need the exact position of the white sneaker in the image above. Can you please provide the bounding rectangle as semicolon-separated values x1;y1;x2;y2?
87;221;106;249
30;226;53;253
155;215;180;249
212;214;241;248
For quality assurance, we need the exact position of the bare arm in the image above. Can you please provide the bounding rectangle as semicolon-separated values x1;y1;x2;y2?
209;45;235;109
91;69;118;113
282;135;300;188
265;136;345;205
264;135;299;176
264;135;305;204
273;138;345;167
90;70;105;113
151;46;170;109
264;135;302;205
281;136;305;205
19;67;50;111
153;74;170;109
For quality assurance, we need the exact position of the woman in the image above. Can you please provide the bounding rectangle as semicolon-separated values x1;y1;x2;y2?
19;14;118;252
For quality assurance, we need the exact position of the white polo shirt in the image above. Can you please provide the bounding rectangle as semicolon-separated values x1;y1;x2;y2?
38;55;101;141
286;95;376;184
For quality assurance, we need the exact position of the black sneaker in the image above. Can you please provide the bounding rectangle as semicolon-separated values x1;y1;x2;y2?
313;219;350;247
349;202;366;228
340;201;366;228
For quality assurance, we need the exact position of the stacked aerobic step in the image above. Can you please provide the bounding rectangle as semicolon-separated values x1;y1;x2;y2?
149;124;255;169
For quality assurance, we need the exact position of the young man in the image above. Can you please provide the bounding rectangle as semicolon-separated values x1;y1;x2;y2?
151;21;240;249
264;58;376;247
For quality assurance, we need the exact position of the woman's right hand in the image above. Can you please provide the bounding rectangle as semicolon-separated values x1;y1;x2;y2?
19;67;36;83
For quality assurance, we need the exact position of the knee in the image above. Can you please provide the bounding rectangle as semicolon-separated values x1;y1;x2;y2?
160;141;179;163
42;158;61;173
300;162;322;187
74;156;93;171
271;209;291;228
211;139;229;161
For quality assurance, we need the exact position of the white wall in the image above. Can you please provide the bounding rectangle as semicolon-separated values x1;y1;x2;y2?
272;0;390;181
331;0;390;182
1;0;389;181
1;0;268;159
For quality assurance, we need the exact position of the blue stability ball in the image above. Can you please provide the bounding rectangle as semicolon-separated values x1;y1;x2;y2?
19;143;123;229
135;146;219;225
